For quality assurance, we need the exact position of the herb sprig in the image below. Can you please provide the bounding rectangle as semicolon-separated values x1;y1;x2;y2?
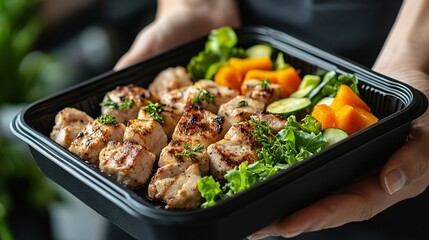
175;143;203;161
143;101;164;124
259;79;271;89
192;87;216;105
96;115;118;125
100;95;136;111
237;100;248;108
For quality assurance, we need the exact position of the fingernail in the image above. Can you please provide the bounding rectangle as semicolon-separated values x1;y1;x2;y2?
384;168;406;194
247;233;269;240
283;230;304;238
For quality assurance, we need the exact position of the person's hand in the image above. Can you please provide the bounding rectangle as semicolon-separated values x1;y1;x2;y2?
249;69;429;239
114;0;240;70
249;0;429;238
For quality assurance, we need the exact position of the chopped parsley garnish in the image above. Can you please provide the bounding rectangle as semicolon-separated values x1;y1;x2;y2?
96;115;118;125
237;100;248;108
192;87;216;105
143;101;164;124
259;79;271;89
100;95;136;111
175;143;203;161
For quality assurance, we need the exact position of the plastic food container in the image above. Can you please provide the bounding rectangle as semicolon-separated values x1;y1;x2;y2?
11;26;428;240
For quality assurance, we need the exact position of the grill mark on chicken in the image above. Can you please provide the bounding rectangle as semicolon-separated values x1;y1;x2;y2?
148;66;193;97
50;107;94;148
99;141;155;189
68;120;125;165
138;103;182;138
101;84;156;124
123;119;167;157
242;79;283;105
148;107;225;208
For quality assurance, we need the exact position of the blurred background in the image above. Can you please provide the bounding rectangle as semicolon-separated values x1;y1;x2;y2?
0;0;156;239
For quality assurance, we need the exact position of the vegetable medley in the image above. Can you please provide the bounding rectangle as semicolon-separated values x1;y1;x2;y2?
191;27;378;208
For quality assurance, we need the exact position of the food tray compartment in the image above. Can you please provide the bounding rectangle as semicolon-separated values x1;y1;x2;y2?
11;26;427;240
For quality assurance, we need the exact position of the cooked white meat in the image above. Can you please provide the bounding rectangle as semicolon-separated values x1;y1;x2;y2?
148;106;226;209
208;140;257;179
159;80;239;114
208;121;258;179
207;115;285;180
148;163;203;209
100;84;156;124
158;139;209;175
251;112;287;134
68;119;125;165
50;107;94;148
194;80;240;113
137;103;183;138
172;106;226;147
99;141;156;189
159;85;198;113
223;120;257;145
218;95;265;130
123;119;167;156
148;66;192;97
241;79;283;105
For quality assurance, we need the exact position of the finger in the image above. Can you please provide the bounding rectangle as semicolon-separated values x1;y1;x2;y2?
114;26;158;70
250;172;414;239
380;123;429;195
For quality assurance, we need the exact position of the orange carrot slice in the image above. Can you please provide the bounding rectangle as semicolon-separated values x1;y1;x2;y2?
214;65;242;90
229;57;273;77
311;104;336;130
330;85;370;112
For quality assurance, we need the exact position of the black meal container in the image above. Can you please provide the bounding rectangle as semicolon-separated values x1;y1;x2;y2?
11;26;428;240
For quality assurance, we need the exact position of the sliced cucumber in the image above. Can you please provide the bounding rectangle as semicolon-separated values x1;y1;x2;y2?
308;70;336;104
316;97;334;106
274;52;290;70
290;75;321;98
266;97;311;118
323;128;349;146
246;44;273;58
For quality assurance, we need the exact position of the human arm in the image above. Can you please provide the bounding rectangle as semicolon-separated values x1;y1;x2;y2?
250;0;429;238
114;0;240;70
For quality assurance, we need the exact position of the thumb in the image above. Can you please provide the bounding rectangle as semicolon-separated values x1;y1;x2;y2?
380;123;429;196
114;24;160;71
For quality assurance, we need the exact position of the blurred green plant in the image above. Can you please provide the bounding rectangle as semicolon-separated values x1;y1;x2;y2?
0;0;61;239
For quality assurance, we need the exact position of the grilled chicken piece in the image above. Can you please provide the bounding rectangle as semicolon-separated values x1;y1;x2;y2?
100;84;156;124
159;80;239;114
50;107;94;148
148;163;203;209
208;141;257;179
137;103;183;138
68;119;125;165
159;85;198;113
148;66;193;97
251;112;287;134
148;106;225;209
207;121;258;179
241;79;283;105
207;114;286;180
218;95;265;130
99;141;156;189
158;139;209;175
172;106;226;147
123;119;167;156
194;80;240;113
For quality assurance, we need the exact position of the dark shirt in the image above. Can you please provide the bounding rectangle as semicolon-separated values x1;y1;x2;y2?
239;0;403;67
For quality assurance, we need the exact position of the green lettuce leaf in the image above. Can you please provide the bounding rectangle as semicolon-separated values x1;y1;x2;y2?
198;176;222;208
